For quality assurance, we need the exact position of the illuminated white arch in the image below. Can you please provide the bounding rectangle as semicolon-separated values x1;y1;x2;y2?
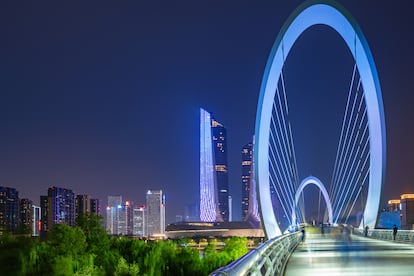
254;0;386;239
292;176;333;226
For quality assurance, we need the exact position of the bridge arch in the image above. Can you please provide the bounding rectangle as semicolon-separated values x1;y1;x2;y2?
254;0;386;238
292;176;333;226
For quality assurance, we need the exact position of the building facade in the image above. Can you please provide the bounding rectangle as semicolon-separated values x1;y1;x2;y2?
40;195;49;232
47;186;75;227
133;205;146;236
146;190;165;236
19;198;33;234
90;198;101;215
32;205;41;236
241;141;260;224
199;108;229;222
0;186;19;234
401;194;414;230
241;142;253;220
75;194;90;218
106;195;122;235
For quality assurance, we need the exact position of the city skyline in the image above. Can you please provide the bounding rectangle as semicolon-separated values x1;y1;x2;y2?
1;1;413;223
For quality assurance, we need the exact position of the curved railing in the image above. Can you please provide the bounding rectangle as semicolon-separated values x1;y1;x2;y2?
354;228;414;243
210;232;301;276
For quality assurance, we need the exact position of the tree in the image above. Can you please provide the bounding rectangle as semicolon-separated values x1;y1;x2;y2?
48;224;87;257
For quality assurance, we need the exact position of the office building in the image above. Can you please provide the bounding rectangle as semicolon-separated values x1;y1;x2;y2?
401;194;414;230
0;186;19;234
241;141;260;224
118;200;133;235
146;190;165;236
19;198;33;234
106;195;122;235
133;205;146;236
199;108;229;222
47;186;75;227
241;142;253;220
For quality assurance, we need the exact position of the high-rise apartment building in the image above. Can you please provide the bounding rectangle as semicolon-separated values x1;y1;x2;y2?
90;198;101;215
32;205;41;236
0;186;19;234
19;198;33;234
146;190;165;236
46;186;75;227
199;108;229;222
75;194;90;218
40;195;49;232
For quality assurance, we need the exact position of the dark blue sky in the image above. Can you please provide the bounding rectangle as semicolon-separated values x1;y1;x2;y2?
0;0;413;223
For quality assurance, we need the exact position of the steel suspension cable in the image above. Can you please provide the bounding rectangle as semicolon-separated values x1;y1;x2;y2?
332;91;366;209
331;78;361;207
330;64;357;199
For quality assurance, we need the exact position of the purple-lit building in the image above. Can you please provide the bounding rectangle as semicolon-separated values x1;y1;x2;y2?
199;108;229;222
47;186;75;227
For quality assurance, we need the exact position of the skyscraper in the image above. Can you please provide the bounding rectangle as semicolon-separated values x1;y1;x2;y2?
241;142;253;220
32;205;41;236
146;190;165;236
106;195;122;235
40;195;49;232
133;205;146;236
90;198;101;215
19;198;33;234
118;200;133;235
75;194;90;218
0;186;19;234
199;108;229;222
241;140;260;224
47;186;75;227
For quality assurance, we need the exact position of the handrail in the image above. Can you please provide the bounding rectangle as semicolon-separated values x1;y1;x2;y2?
210;231;301;276
353;228;414;243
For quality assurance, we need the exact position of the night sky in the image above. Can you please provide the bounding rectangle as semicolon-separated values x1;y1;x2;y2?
0;1;413;224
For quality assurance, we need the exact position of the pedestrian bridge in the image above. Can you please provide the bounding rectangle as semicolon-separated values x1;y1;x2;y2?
211;228;414;275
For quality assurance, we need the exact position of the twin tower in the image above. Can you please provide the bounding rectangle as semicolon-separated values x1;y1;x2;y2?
199;108;260;223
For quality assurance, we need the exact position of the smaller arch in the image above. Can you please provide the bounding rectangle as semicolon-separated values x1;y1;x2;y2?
292;176;333;226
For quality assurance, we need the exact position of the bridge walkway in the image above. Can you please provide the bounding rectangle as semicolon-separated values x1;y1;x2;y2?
284;232;414;275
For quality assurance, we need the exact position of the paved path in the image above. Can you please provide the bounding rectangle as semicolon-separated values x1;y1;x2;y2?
285;233;414;275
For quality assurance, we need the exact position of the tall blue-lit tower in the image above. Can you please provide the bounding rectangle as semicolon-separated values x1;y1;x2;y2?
199;108;229;222
47;186;75;227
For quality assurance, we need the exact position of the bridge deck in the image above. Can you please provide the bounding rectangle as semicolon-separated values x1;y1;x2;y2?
285;233;414;275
